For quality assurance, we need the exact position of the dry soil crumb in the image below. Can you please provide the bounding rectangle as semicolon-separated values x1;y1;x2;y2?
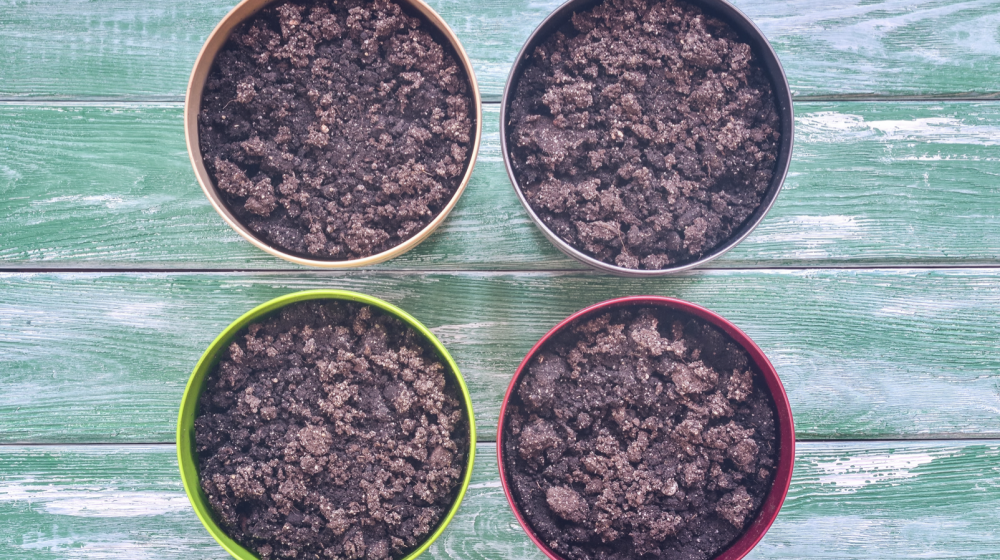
199;0;474;260
503;306;778;560
508;0;781;270
195;301;468;560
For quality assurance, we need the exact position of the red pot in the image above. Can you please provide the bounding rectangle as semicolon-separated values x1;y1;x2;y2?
496;296;795;560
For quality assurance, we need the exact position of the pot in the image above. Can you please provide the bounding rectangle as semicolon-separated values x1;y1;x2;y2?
496;295;794;560
177;289;477;560
186;0;483;268
500;0;794;276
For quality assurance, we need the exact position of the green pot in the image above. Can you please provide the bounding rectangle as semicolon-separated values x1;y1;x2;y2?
177;289;477;560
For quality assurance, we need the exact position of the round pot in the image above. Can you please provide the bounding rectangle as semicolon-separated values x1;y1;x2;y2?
178;289;477;560
500;0;794;277
186;0;483;268
496;296;794;560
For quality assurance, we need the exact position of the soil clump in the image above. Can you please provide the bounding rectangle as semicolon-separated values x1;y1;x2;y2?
199;0;474;260
503;306;778;560
196;300;468;560
508;0;781;269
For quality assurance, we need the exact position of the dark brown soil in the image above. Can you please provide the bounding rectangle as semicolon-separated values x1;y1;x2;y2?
199;0;474;260
507;0;781;270
195;301;469;560
502;306;778;560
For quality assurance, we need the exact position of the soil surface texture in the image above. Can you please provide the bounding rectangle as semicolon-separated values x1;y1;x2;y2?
195;301;468;560
507;0;781;270
199;0;474;260
502;306;778;560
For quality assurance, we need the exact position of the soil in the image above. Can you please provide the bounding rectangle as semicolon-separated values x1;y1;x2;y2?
502;306;778;560
507;0;782;270
199;0;474;260
195;301;469;560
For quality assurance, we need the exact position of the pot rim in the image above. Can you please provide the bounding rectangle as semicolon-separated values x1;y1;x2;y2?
185;0;483;268
496;295;795;560
177;289;477;560
499;0;795;277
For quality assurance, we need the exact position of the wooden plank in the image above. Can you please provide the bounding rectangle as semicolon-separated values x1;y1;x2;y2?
3;102;1000;269
0;103;565;270
0;0;237;101
2;0;1000;100
2;441;999;558
740;0;1000;99
2;269;999;444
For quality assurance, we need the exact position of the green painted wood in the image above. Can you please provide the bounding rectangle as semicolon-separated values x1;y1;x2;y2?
0;103;564;270
1;269;999;444
2;441;999;558
0;0;236;101
3;102;1000;269
3;0;1000;100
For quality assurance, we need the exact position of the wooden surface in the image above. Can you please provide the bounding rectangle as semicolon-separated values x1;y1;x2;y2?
2;270;1000;443
4;102;1000;269
2;442;1000;559
2;0;1000;557
4;0;1000;100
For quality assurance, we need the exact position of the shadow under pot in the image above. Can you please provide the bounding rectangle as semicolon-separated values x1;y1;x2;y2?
501;0;794;276
497;296;794;560
178;290;477;560
186;0;483;268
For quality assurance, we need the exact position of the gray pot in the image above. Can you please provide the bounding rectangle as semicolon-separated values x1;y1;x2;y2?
500;0;794;277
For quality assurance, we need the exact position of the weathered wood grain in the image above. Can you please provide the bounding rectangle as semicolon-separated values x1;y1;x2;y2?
1;269;998;443
3;102;1000;269
0;103;564;270
2;441;999;558
739;0;1000;99
3;0;1000;100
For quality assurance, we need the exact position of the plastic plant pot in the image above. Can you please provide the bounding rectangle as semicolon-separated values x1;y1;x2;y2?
500;0;794;277
496;296;794;560
186;0;483;268
178;289;476;560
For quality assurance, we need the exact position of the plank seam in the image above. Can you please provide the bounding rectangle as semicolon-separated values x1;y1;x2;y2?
4;437;1000;448
2;265;1000;274
6;96;1000;106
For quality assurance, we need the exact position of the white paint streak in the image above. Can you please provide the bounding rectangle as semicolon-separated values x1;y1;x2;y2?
949;13;1000;57
467;481;503;489
814;452;941;491
0;480;189;518
752;0;999;61
19;535;167;560
797;112;1000;145
749;215;866;257
32;194;126;208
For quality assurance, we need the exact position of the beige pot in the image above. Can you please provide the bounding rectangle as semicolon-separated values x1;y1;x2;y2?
185;0;483;268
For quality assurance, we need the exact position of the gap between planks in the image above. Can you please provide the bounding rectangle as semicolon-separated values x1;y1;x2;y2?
3;265;1000;274
6;436;1000;448
7;96;1000;106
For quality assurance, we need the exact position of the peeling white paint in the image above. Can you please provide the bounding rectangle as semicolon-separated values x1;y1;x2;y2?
797;111;1000;145
467;481;503;489
752;0;999;58
749;215;866;254
814;452;941;490
948;12;1000;57
32;195;125;208
19;535;171;560
0;481;189;518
